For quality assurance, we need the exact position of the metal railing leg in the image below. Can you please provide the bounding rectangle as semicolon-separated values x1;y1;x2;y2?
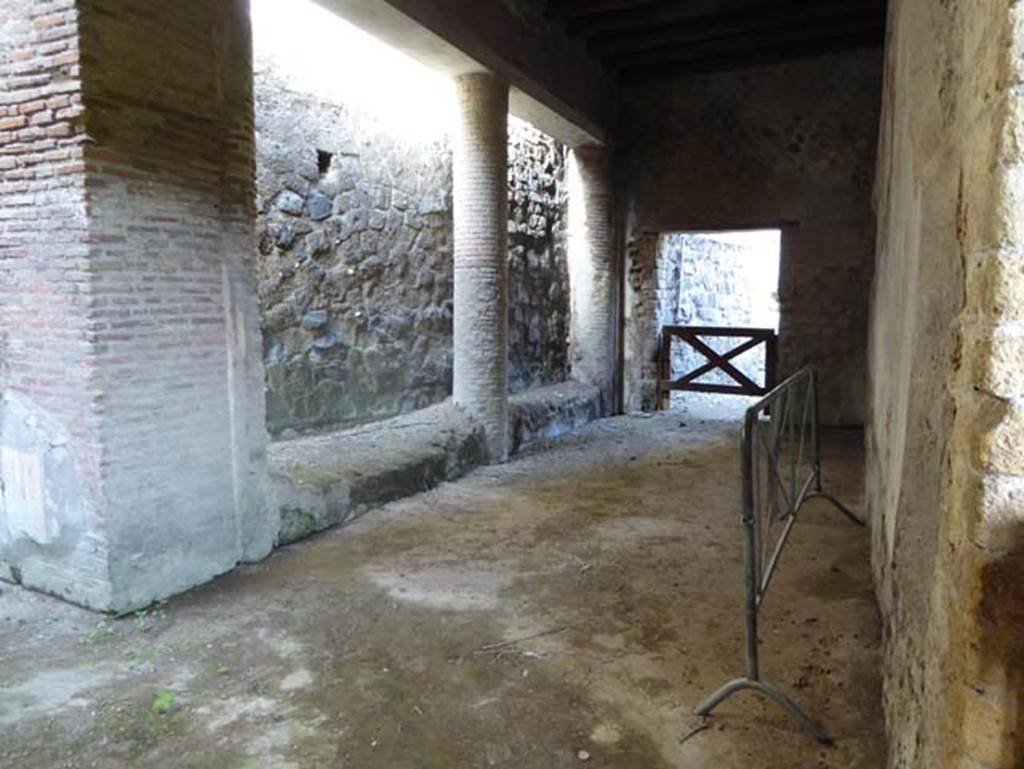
808;370;866;526
804;491;865;526
696;678;833;745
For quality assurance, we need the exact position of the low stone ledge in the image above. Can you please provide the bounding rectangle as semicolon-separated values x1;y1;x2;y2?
510;380;603;454
269;403;487;544
269;381;603;546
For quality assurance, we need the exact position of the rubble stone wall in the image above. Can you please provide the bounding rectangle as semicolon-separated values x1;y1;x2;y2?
254;65;569;436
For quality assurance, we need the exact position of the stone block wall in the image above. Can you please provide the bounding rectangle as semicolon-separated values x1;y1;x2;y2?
619;50;882;425
868;1;1024;766
253;64;453;435
508;125;569;391
254;64;569;436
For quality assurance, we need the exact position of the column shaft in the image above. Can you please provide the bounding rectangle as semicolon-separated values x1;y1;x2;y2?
452;73;510;462
568;145;617;413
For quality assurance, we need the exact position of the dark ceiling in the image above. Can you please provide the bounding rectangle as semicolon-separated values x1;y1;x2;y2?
545;0;887;84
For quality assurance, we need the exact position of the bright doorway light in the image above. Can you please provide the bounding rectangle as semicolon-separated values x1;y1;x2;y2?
658;229;782;420
688;229;781;329
250;0;455;140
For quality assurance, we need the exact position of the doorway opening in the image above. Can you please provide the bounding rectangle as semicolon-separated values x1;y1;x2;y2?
657;229;782;421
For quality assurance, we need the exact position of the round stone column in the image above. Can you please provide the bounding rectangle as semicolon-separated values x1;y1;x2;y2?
568;144;616;414
452;72;510;462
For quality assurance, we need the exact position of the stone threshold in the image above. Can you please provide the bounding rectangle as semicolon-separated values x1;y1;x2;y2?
268;380;603;544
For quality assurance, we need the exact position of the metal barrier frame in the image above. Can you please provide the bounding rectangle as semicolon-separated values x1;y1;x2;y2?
695;367;864;744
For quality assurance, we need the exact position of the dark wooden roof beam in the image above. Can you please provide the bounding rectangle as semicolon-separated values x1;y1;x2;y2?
566;0;774;36
609;15;883;69
545;0;659;20
619;26;884;84
590;0;885;57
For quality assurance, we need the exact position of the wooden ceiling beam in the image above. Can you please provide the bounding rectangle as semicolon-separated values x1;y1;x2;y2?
566;0;883;38
608;15;883;69
618;26;884;84
545;0;659;20
590;0;885;56
566;0;770;36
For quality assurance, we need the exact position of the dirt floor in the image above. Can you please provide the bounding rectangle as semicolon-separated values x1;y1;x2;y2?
0;414;884;768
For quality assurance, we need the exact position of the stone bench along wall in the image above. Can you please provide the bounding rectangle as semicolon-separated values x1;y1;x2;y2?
254;64;570;437
269;381;603;545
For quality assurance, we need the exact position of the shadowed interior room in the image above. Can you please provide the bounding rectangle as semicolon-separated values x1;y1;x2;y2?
1;1;1022;767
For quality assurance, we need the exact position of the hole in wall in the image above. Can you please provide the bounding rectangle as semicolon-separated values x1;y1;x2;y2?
316;149;333;175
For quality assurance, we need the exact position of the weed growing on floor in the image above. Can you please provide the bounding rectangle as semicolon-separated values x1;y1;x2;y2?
78;619;116;645
132;602;167;633
151;691;176;714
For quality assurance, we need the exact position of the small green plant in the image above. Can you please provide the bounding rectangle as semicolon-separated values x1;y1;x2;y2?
151;691;176;714
79;619;116;645
132;604;166;632
124;637;167;667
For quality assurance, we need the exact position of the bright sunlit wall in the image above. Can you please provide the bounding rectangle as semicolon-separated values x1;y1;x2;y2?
250;0;455;141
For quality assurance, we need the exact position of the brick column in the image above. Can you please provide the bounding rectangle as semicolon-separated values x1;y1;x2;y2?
0;0;273;612
568;145;616;414
82;0;273;611
452;73;510;462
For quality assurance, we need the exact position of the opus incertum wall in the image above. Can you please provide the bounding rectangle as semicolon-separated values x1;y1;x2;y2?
254;65;571;437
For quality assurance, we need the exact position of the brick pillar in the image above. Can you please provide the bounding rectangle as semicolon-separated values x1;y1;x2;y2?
0;0;105;605
567;145;616;414
452;73;510;462
0;0;273;612
79;0;274;611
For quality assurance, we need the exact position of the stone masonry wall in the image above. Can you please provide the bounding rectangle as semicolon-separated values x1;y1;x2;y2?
619;50;882;425
869;1;1024;766
508;123;569;392
254;65;569;436
254;64;452;435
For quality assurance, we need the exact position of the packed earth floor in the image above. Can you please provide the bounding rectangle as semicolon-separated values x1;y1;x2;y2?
0;414;884;768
